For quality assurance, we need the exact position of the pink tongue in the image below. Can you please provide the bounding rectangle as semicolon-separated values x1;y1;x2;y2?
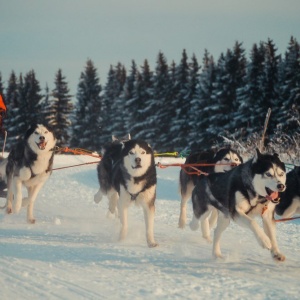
39;142;46;149
266;191;278;201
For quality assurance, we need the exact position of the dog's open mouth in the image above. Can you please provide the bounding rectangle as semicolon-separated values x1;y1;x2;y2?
132;165;142;169
36;141;47;150
265;187;278;201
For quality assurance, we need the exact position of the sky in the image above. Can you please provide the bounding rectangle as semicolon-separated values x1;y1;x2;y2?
0;0;299;96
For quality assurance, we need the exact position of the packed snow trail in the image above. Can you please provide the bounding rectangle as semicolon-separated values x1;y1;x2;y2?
0;155;299;299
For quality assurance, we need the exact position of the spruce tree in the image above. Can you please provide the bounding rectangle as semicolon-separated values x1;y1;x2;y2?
18;70;43;134
191;50;217;147
144;51;170;150
236;42;265;135
4;71;20;149
170;49;191;150
277;36;300;135
127;60;154;141
109;63;127;139
48;69;73;147
70;59;102;151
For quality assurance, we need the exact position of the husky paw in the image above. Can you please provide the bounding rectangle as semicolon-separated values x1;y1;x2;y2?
203;235;212;243
27;218;36;224
148;242;159;248
6;207;12;214
213;252;225;260
271;251;286;262
178;219;186;229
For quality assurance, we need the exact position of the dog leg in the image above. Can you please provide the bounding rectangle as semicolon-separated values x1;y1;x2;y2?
26;183;44;224
142;202;158;248
6;180;13;214
12;178;23;214
118;195;130;242
107;189;119;217
208;208;218;229
178;182;194;228
94;188;103;204
200;209;213;243
262;204;285;262
212;213;230;259
235;210;272;250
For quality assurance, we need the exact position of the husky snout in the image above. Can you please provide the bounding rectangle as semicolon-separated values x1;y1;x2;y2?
277;183;285;192
135;157;141;164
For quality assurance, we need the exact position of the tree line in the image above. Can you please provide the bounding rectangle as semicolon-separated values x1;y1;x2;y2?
0;36;299;153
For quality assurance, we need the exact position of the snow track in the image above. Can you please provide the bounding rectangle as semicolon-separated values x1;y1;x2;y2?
0;155;299;299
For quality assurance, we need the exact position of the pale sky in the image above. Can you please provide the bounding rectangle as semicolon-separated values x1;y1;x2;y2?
1;0;299;95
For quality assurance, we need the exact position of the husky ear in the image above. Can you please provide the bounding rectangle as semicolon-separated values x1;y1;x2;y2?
112;135;118;141
273;152;279;158
253;148;261;163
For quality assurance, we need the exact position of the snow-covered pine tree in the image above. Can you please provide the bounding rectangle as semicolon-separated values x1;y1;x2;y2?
127;59;154;141
190;50;217;148
277;36;300;135
18;70;43;134
235;42;265;136
170;49;191;150
48;69;73;147
122;60;138;137
260;39;281;135
4;71;21;149
144;51;170;150
108;63;127;139
70;59;102;151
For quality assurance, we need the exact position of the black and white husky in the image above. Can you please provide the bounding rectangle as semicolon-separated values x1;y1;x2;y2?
94;139;158;247
0;123;56;223
276;166;300;218
190;149;287;261
179;148;243;228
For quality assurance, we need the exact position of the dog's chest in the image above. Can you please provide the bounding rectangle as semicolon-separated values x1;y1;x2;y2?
19;154;52;182
31;155;52;174
125;177;146;194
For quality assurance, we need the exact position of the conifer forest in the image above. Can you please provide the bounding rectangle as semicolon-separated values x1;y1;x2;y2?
1;37;299;156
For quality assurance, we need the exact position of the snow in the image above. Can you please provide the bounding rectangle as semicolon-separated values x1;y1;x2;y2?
0;154;299;300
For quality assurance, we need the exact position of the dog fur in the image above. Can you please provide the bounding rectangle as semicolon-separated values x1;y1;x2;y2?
190;149;287;261
276;166;300;218
178;148;243;228
94;139;158;247
0;123;56;223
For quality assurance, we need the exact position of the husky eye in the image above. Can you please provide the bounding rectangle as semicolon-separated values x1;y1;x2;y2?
265;172;273;178
141;151;146;154
129;151;134;155
224;158;229;161
44;131;48;134
278;172;284;177
235;158;239;161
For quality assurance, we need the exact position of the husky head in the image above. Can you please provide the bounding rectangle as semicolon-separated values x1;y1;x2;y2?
252;149;286;198
214;148;243;173
122;140;154;177
26;123;56;152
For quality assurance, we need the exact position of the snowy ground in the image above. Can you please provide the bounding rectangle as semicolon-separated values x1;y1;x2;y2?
0;154;299;300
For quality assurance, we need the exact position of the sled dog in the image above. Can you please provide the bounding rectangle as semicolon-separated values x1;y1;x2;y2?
94;139;158;247
190;149;287;261
275;166;300;218
0;123;56;223
179;148;243;228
